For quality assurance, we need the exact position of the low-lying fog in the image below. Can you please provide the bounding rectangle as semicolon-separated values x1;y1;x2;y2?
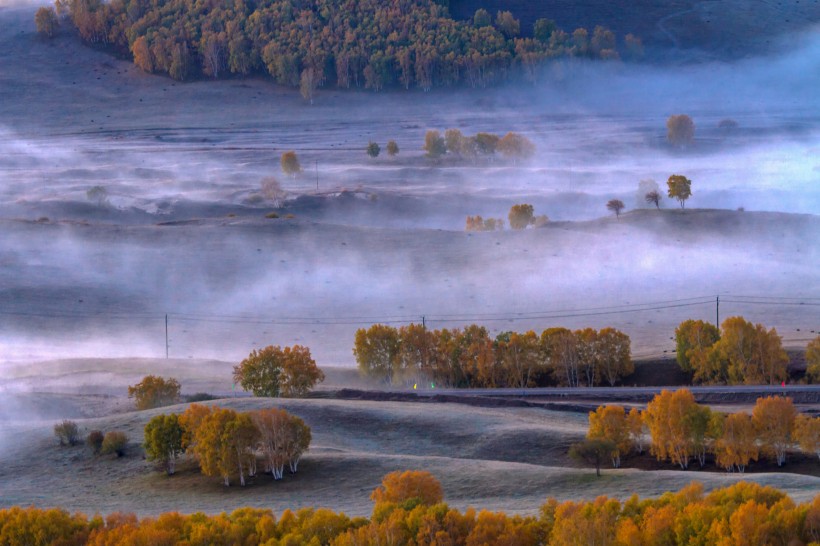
0;7;817;369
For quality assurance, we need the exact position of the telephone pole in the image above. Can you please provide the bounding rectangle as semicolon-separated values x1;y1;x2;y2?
165;314;169;358
716;296;720;327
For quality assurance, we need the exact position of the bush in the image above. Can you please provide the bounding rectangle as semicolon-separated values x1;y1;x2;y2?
101;431;128;457
54;420;80;446
185;392;219;402
127;375;181;410
265;212;280;219
86;430;104;454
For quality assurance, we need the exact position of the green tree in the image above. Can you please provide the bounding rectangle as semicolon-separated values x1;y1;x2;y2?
35;7;59;38
353;324;401;384
715;317;788;385
473;8;491;27
495;11;520;39
475;132;500;156
674;319;721;380
569;438;616;477
386;140;399;156
423;130;446;158
606;199;625;218
233;345;324;398
366;141;380;158
144;414;185;475
281;151;302;176
667;114;695;147
667;174;692;208
533;19;557;43
127;375;181;410
508;203;534;230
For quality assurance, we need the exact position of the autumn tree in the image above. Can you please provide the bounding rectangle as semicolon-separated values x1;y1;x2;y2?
131;36;153;72
674;319;721;381
752;396;796;466
54;420;80;446
300;67;317;104
606;199;625;218
713;412;758;472
496;330;542;388
261;176;285;206
251;408;311;479
667;114;695;147
233;345;324;398
366;141;380;158
508;203;534;230
127;375;180;410
354;324;401;384
494;11;520;39
143;414;185;475
587;405;630;467
533;18;557;43
101;431;128;457
542;328;580;387
715;316;788;385
192;407;258;486
627;407;647;454
645;191;662;209
569;439;616;477
596;328;633;386
497;132;535;160
423;130;446;158
395;323;439;386
475;132;500;156
644;389;707;469
666;174;692;209
806;335;820;383
794;414;820;461
386;140;399;157
35;7;59;38
371;470;443;506
280;151;302;176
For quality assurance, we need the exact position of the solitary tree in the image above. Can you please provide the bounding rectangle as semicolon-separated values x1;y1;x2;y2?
233;345;324;398
645;191;662;209
34;7;59;38
606;199;625;218
386;140;399;157
128;375;181;410
423;130;446;158
587;405;630;467
371;470;443;506
261;176;285;206
667;175;692;209
366;141;380;158
280;151;302;176
86;185;109;207
508;203;534;230
144;414;185;475
569;438;616;477
667;114;695;147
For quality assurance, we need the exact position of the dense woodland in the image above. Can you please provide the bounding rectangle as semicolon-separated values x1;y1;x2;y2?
48;0;641;89
2;476;820;545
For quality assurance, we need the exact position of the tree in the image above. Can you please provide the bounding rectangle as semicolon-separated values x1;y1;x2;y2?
494;11;520;39
35;7;59;38
497;132;535;160
794;414;820;461
280;151;302;176
423;130;446;158
542;328;580;388
674;319;721;381
54;420;80;446
233;345;324;398
300;67;317;104
627;407;647;454
127;375;180;410
192;408;257;486
645;191;662;209
596;328;633;386
497;330;542;388
131;36;153;72
644;389;704;469
395;323;440;386
805;335;820;383
637;179;659;208
353;324;401;384
667;114;695;147
606;199;625;218
666;174;692;209
715;317;788;385
366;141;380;158
533;19;557;43
752;396;796;467
144;414;185;475
386;140;399;156
86;430;104;454
475;132;500;156
261;176;285;206
569;439;616;477
587;405;630;467
473;8;491;27
508;203;534;230
371;470;443;506
86;185;109;207
101;431;128;457
713;412;758;472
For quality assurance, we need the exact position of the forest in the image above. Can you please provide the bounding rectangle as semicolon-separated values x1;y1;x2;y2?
2;476;819;545
46;0;640;89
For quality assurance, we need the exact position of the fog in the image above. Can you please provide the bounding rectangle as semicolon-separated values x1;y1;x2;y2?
0;7;818;374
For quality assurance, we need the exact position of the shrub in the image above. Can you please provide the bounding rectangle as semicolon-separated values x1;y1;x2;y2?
101;431;129;457
265;212;280;219
86;430;104;454
185;392;219;402
54;420;80;446
127;375;181;410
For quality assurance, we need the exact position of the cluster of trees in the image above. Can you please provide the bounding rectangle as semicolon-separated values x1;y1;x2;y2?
580;391;819;474
3;475;820;545
353;323;633;388
466;203;548;231
53;0;638;90
145;404;311;485
366;140;399;158
54;420;129;457
127;375;181;410
233;344;325;397
675;317;790;385
424;129;535;160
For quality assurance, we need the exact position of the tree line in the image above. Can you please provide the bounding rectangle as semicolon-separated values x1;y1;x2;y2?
2;473;819;545
48;0;640;90
353;323;633;388
578;391;820;475
145;404;311;486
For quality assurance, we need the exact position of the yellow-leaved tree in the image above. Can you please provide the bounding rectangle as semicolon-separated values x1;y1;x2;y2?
752;396;796;467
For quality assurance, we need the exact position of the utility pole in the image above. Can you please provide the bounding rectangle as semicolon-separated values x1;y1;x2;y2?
315;160;319;192
165;314;169;358
422;315;426;328
716;296;720;327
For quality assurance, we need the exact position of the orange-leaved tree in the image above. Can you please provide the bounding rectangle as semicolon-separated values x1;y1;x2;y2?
794;414;820;461
587;405;630;468
371;470;443;507
127;375;181;410
752;396;796;467
644;389;711;469
712;411;758;473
